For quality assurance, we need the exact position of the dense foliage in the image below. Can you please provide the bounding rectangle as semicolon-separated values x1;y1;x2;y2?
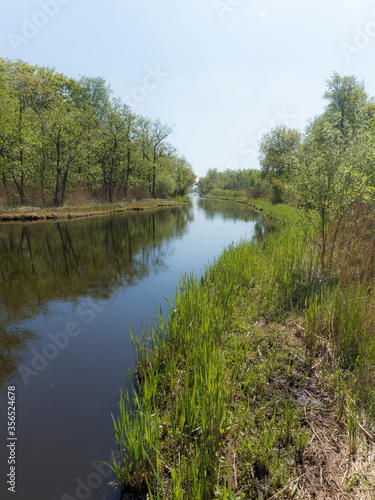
197;167;269;198
199;72;375;265
0;58;196;206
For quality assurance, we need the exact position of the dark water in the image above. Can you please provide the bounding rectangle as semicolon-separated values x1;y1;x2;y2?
0;195;273;500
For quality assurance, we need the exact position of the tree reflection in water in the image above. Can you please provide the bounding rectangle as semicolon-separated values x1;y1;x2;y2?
0;205;192;388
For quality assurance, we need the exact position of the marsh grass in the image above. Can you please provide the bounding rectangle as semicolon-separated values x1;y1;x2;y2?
111;218;323;498
304;202;375;418
112;200;375;498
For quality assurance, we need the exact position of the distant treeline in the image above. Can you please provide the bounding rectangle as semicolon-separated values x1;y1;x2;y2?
0;58;196;206
197;168;268;197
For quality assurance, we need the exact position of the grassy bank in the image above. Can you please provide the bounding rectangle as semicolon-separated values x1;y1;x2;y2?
111;201;375;499
0;197;188;222
201;189;300;226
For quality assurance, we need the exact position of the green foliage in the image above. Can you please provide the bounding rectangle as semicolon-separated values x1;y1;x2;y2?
270;177;284;204
108;69;375;497
259;125;301;180
197;168;267;196
281;73;375;266
0;57;196;206
111;198;375;497
291;121;373;266
155;170;176;198
323;72;368;135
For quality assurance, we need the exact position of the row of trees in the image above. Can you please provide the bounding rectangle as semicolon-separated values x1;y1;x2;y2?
258;72;375;263
0;58;196;206
197;167;269;197
199;72;375;264
259;73;375;182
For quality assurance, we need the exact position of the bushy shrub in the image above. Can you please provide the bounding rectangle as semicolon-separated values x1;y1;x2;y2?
271;178;284;204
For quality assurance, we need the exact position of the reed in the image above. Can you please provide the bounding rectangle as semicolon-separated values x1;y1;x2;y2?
304;201;375;418
111;199;375;498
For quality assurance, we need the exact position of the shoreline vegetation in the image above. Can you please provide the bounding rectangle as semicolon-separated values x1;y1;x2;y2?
201;190;295;226
111;195;375;499
0;197;189;222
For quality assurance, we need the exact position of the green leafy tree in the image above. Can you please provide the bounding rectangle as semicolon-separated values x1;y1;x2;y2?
270;178;285;204
122;107;139;197
197;168;268;196
0;56;195;206
71;75;112;121
197;168;219;193
40;90;95;206
92;100;130;202
150;120;174;197
155;170;176;197
0;59;47;204
172;156;196;195
323;72;368;136
0;59;17;203
259;125;301;180
291;122;372;266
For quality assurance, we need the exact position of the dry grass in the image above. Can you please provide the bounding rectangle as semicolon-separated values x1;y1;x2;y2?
0;198;187;222
244;318;375;500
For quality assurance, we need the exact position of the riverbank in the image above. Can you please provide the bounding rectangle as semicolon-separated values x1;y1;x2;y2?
0;197;188;222
201;190;299;226
112;200;375;499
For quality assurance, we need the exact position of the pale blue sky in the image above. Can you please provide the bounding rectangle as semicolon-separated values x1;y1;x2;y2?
1;0;375;178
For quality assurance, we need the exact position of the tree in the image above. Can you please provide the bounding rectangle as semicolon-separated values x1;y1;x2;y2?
92;100;129;202
197;168;219;193
270;178;285;204
34;69;84;205
150;120;174;197
71;75;112;122
172;157;196;196
39;89;95;206
259;125;301;180
0;59;47;204
154;170;176;198
122;107;139;198
291;122;372;266
323;72;368;136
0;59;17;203
0;56;195;206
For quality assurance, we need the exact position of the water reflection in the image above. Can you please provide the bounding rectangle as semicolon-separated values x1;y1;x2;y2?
0;206;192;388
198;197;257;221
0;197;278;500
198;197;279;242
0;326;35;391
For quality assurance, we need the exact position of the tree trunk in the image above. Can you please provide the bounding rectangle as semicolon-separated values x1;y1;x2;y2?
124;149;131;198
1;173;11;205
17;104;27;205
60;168;69;206
152;164;156;198
54;169;61;206
10;172;25;206
54;142;62;206
41;165;46;207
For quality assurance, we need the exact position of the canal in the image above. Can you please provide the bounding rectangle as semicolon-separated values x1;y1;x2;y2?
0;195;273;499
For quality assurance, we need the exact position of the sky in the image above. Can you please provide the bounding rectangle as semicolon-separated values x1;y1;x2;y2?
1;0;375;179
